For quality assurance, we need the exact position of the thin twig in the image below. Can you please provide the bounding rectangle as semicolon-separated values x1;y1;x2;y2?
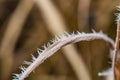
34;0;91;80
13;32;114;80
113;14;120;80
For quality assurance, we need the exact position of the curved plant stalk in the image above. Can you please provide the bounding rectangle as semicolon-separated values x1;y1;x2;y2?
113;6;120;80
99;6;120;80
13;31;114;80
0;0;34;80
34;0;91;80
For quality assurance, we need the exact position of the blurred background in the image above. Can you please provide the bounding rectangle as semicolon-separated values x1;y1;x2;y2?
0;0;119;80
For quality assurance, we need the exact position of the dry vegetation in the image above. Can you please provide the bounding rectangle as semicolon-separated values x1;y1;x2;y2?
0;0;120;80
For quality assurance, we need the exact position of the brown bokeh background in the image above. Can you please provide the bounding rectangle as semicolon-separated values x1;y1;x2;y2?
0;0;119;80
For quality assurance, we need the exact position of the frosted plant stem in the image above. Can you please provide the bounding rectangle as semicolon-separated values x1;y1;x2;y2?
34;0;90;80
13;32;114;80
112;6;120;80
114;20;120;80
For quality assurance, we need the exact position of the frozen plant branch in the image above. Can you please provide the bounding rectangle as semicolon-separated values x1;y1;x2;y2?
113;5;120;80
34;0;90;80
13;31;114;80
96;6;120;80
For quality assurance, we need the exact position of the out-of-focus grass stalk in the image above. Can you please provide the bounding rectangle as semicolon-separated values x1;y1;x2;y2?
78;0;91;31
0;0;34;79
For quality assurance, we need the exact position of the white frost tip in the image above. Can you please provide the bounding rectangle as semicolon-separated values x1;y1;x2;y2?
13;73;21;79
31;54;37;61
37;48;41;54
47;42;50;47
64;32;70;37
116;6;120;22
92;29;97;33
117;6;120;11
24;61;32;65
98;68;113;76
20;66;26;72
42;44;47;49
116;14;120;22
